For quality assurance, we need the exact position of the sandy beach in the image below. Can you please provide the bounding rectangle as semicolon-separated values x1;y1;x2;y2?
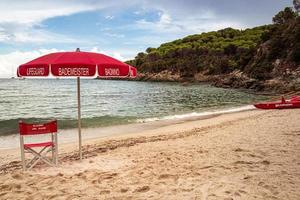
0;109;299;199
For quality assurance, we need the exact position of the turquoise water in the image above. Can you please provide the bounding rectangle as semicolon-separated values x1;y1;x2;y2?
0;79;269;135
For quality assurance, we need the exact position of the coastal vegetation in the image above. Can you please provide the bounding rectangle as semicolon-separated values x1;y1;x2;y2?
127;4;300;92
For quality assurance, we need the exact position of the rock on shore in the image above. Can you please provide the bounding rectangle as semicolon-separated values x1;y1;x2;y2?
135;69;300;93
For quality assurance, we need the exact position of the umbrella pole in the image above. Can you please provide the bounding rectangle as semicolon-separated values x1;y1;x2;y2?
77;77;82;160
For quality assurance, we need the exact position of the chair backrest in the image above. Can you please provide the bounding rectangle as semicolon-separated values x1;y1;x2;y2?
19;120;57;135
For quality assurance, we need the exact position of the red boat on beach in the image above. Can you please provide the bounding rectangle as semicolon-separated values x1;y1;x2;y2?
254;96;300;109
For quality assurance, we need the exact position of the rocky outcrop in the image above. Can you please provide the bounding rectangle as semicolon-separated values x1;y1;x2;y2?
136;70;182;82
134;68;300;93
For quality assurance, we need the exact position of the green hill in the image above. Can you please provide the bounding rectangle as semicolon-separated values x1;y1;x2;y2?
127;7;300;93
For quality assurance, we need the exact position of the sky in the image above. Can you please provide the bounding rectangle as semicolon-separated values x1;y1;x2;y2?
0;0;292;77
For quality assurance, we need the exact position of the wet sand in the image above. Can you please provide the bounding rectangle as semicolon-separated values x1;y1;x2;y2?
0;109;299;199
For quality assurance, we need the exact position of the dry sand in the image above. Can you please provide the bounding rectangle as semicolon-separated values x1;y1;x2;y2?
0;109;299;199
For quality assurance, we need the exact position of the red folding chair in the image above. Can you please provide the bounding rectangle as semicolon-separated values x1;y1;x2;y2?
19;120;58;170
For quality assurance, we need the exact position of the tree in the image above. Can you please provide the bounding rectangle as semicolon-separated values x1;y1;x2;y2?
272;7;297;24
294;0;300;12
146;47;155;54
134;52;146;66
224;44;237;55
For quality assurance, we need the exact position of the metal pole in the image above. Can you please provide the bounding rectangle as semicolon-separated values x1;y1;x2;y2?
77;77;82;160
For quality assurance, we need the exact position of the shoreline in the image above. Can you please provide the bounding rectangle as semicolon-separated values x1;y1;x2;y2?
132;71;300;94
0;107;264;168
0;105;256;150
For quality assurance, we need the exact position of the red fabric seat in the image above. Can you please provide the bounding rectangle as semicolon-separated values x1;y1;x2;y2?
24;142;54;149
19;120;58;170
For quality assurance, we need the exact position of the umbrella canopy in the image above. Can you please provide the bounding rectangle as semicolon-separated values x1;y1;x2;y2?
17;49;137;160
18;50;136;78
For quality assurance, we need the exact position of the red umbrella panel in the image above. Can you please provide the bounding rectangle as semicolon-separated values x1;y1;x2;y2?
17;49;137;159
18;51;136;78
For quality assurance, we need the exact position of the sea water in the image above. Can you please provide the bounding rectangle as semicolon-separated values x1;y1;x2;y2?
0;78;269;136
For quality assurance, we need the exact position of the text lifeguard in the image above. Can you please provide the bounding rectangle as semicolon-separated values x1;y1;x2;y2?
27;68;45;76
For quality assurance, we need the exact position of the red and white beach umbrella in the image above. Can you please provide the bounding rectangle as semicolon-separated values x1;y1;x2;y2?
17;48;137;159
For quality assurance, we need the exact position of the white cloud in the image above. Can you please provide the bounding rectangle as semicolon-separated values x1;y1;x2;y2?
0;0;288;46
0;27;86;44
105;15;115;20
90;47;107;54
111;52;125;61
134;11;141;15
0;49;60;78
0;0;123;44
139;0;290;28
0;0;110;25
90;47;129;61
0;28;10;41
159;13;172;24
100;27;112;31
135;9;245;34
99;26;125;39
104;32;125;38
0;47;134;78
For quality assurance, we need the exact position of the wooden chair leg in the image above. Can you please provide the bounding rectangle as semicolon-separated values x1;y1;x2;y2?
51;133;55;163
20;136;26;171
55;133;58;165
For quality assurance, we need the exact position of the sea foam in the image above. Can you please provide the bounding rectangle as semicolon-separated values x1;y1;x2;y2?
137;105;255;123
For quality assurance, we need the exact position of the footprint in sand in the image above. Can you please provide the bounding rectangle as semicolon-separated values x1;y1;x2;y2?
47;194;60;199
65;194;82;200
243;175;252;180
11;173;23;180
134;186;150;193
120;188;129;193
158;174;175;179
234;148;246;152
0;184;11;190
238;189;248;194
258;182;279;196
100;190;110;195
102;172;118;179
234;191;241;197
261;160;270;165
